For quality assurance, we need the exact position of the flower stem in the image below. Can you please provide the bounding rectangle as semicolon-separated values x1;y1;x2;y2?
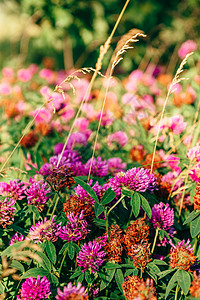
33;212;36;226
107;195;125;217
50;196;60;220
174;284;180;300
151;227;159;254
59;248;68;276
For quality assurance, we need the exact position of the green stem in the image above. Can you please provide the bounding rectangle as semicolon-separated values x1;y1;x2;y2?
59;248;68;276
50;196;60;220
193;237;198;254
140;267;143;279
174;284;180;300
107;195;125;217
151;228;159;254
33;212;36;226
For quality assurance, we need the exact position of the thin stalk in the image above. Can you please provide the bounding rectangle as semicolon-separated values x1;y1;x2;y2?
59;248;68;275
56;0;130;168
174;284;180;300
140;267;143;279
107;195;125;217
33;212;36;227
50;196;60;220
151;228;159;254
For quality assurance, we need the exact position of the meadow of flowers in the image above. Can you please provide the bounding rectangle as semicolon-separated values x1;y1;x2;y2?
0;27;200;300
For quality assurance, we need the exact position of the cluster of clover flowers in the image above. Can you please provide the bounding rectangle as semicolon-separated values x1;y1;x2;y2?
1;141;200;299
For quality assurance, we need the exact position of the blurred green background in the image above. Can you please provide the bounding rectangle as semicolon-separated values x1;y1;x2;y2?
0;0;199;72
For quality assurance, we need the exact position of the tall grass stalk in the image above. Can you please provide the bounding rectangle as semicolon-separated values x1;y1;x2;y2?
150;52;194;174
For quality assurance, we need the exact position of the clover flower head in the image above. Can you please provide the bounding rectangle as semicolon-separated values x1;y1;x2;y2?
55;282;88;300
25;178;51;211
0;179;27;201
60;210;89;242
77;240;106;273
28;216;61;243
0;197;16;228
17;276;51;300
149;202;174;230
169;239;196;271
9;233;25;245
85;157;108;177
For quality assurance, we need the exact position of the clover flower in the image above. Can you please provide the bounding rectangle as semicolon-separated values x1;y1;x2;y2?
17;276;51;300
149;202;174;230
190;271;200;298
107;157;127;175
123;219;149;251
178;40;197;59
60;211;89;242
9;233;25;245
0;179;27;201
25;179;51;211
106;167;157;196
84;157;108;177
63;195;95;223
189;163;200;183
28;216;61;243
122;275;157;300
104;225;123;263
128;240;152;271
46;165;75;191
0;197;16;228
56;282;88;300
108;131;128;147
169;239;196;271
75;179;102;203
77;240;106;273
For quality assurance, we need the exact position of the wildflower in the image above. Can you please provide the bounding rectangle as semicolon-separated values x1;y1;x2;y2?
0;82;12;95
187;145;200;162
122;275;157;300
189;163;200;183
17;276;51;300
77;240;106;273
67;132;88;148
75;180;102;203
84;157;108;177
178;40;197;59
155;175;171;200
25;179;51;212
130;145;146;163
54;143;64;155
56;282;88;300
123;219;149;255
108;131;128;147
107;157;127;175
142;152;163;171
28;216;61;243
193;182;200;210
95;235;108;247
104;225;123;263
156;226;176;247
0;179;27;201
128;240;151;271
63;195;95;223
32;108;52;125
169;114;187;135
60;211;89;242
17;68;33;82
107;167;157;196
46;165;75;191
20;131;38;148
190;271;200;297
169;239;196;271
0;198;16;228
9;233;25;245
149;203;174;230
